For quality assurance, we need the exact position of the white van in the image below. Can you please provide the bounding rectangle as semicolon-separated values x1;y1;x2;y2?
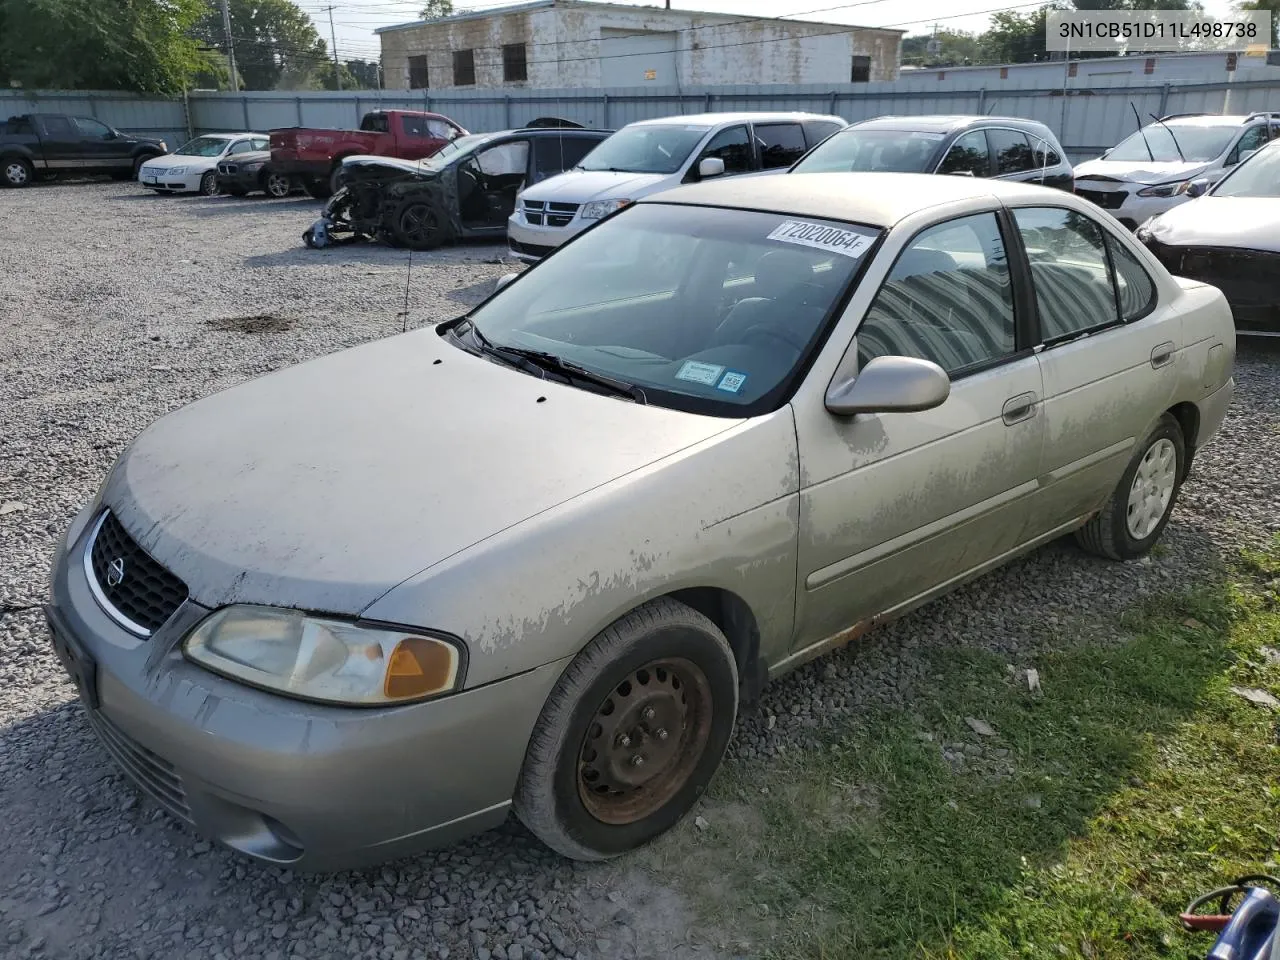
1074;112;1280;228
506;112;846;262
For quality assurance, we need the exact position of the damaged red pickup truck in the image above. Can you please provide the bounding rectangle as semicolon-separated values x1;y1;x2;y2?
270;109;468;198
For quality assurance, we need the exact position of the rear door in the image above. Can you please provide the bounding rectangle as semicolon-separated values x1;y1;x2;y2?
34;115;79;170
988;127;1038;184
1009;204;1178;532
753;122;808;172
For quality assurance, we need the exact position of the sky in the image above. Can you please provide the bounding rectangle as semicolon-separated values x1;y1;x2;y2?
294;0;1243;65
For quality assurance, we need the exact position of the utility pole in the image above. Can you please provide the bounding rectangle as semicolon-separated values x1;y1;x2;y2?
324;5;343;91
220;0;240;91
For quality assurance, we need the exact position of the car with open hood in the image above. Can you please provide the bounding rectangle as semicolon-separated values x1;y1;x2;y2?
1136;137;1280;336
1074;112;1280;228
138;133;269;195
48;173;1233;871
505;112;847;262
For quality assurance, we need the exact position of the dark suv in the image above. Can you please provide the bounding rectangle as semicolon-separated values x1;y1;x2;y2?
790;115;1074;191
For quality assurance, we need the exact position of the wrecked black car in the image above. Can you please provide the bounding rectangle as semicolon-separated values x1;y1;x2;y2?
303;124;611;250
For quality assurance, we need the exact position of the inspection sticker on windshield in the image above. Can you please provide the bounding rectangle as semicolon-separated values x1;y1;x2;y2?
767;221;873;259
675;361;724;385
716;371;747;394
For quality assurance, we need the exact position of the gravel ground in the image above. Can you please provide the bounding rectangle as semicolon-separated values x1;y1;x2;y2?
1;180;1277;960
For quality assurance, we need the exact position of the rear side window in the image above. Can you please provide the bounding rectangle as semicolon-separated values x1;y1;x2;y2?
1031;135;1061;167
938;130;991;177
3;117;34;135
858;212;1016;375
989;129;1034;173
755;123;807;169
1013;207;1120;341
361;114;390;133
1105;235;1157;320
532;136;599;181
41;116;75;138
803;120;844;148
252;137;269;151
697;125;752;175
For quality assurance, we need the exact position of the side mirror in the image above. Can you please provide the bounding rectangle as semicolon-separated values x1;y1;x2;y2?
825;355;950;417
1185;178;1210;199
494;272;519;291
697;157;725;179
105;129;119;140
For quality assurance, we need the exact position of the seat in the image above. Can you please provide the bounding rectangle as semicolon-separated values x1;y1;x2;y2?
713;249;823;347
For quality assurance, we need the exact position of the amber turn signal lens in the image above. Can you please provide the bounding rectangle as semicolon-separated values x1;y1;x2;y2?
383;636;459;700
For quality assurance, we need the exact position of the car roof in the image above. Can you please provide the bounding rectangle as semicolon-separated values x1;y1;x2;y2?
643;172;1060;228
852;114;1051;133
628;112;845;129
1156;114;1256;126
201;132;262;140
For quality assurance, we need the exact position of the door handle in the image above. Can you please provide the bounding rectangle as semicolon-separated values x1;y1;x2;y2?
1150;341;1175;369
1002;392;1038;425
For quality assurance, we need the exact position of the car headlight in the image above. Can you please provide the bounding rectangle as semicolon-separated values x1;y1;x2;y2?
183;606;464;705
1136;180;1192;198
1134;218;1155;242
167;165;187;175
580;198;632;220
242;161;265;172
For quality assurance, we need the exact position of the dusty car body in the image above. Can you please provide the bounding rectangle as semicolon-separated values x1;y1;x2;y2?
49;174;1234;871
303;125;611;250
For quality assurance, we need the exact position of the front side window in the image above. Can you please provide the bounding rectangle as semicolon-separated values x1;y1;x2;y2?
1107;124;1236;163
755;123;807;169
460;204;881;414
1212;141;1280;197
1013;207;1120;341
937;130;991;177
989;129;1034;174
857;213;1015;375
75;117;112;139
426;118;456;140
174;136;231;157
577;124;708;175
696;125;751;175
474;140;528;177
792;128;944;174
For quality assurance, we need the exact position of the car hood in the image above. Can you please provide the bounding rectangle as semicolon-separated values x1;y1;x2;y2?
1073;158;1210;186
104;329;735;615
342;154;439;178
1144;196;1280;252
143;152;221;171
519;169;671;203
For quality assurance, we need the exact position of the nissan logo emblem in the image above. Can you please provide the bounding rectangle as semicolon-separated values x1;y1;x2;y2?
106;557;126;588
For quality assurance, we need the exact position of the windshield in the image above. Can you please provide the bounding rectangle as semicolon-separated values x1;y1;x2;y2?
424;133;492;166
174;136;232;157
577;125;709;174
460;204;881;415
792;128;945;173
1212;142;1280;198
1107;124;1236;163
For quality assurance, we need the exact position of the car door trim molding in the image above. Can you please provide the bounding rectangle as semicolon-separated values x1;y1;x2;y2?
804;477;1040;590
1037;437;1133;487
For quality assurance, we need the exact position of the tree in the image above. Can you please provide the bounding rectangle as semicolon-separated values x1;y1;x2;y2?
420;0;453;20
901;30;986;67
1237;0;1279;45
0;0;213;93
982;7;1057;63
195;0;331;90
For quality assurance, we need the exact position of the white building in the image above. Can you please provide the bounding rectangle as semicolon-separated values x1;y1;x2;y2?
376;0;902;92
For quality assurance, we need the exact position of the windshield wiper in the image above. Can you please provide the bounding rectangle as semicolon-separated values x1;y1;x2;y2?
458;320;647;403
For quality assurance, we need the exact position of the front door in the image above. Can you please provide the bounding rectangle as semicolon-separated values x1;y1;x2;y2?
794;210;1044;647
1008;205;1181;530
73;117;131;172
458;139;530;232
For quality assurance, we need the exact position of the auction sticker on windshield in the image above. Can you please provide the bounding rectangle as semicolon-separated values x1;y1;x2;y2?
675;361;725;385
768;221;873;259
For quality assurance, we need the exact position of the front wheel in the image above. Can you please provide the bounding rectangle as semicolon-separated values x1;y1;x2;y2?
391;199;446;251
198;171;219;196
2;157;33;188
513;598;738;861
263;171;293;198
1075;413;1186;561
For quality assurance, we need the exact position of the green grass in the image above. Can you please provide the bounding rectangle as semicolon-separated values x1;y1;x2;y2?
660;542;1280;959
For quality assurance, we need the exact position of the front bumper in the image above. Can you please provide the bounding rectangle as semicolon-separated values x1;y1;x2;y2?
46;510;566;870
1075;184;1189;229
139;169;203;192
506;213;587;262
215;167;264;193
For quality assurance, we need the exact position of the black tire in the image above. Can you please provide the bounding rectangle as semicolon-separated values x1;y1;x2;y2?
198;171;219;196
513;598;738;861
130;154;159;179
1;156;33;188
302;177;332;200
391;199;446;251
1075;413;1185;561
329;164;347;195
263;171;293;198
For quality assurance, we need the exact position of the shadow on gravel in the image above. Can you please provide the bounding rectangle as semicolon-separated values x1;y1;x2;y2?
242;239;511;270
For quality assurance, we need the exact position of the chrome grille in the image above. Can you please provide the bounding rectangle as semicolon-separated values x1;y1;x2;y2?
86;512;188;636
87;710;192;824
217;162;237;175
522;200;579;228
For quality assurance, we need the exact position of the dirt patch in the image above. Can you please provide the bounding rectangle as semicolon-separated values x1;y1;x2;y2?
206;313;295;334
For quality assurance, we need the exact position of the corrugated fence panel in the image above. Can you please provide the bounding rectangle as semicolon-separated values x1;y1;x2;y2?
0;89;188;146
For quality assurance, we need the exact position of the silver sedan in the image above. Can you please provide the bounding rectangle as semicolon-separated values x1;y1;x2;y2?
46;173;1235;869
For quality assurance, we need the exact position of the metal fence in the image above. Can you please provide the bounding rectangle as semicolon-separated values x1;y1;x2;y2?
5;73;1280;163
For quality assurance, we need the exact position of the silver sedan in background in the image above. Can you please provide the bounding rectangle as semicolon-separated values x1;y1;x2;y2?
46;173;1234;869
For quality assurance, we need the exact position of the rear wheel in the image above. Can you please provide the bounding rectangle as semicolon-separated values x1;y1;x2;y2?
263;171;293;198
302;177;332;200
198;171;219;196
391;199;446;251
328;164;347;195
513;598;738;861
2;157;33;188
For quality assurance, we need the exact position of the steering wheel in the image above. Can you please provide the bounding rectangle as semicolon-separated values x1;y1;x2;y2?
742;322;808;354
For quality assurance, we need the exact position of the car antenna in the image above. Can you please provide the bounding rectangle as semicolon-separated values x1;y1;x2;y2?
1148;112;1186;163
1130;102;1155;162
985;98;1000;116
400;247;414;333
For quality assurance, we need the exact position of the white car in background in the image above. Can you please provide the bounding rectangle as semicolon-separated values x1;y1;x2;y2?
138;133;269;195
506;112;847;262
1073;112;1280;228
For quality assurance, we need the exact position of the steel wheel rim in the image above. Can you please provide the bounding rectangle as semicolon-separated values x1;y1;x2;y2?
1126;437;1177;540
5;162;27;185
400;204;438;243
266;173;290;197
577;658;713;825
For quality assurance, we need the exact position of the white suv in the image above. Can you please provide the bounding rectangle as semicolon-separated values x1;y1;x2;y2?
506;112;846;262
1074;112;1280;228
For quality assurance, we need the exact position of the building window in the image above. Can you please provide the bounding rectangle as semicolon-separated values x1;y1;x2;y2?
851;55;871;83
453;49;475;86
503;43;527;82
408;55;429;89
